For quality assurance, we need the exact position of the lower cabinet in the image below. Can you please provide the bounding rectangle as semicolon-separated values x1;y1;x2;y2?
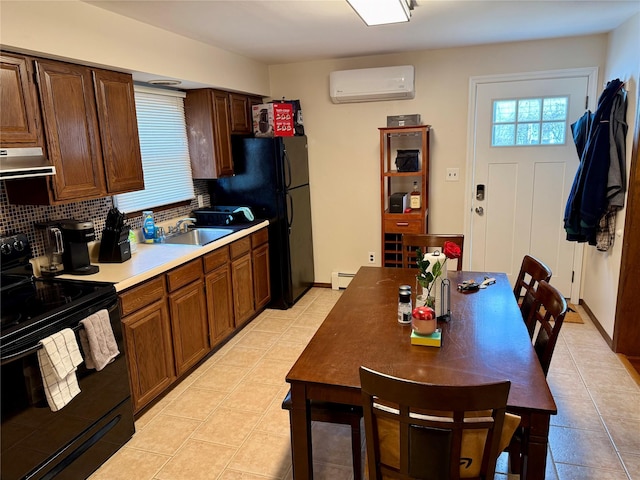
204;247;235;347
120;277;175;413
119;227;271;413
230;237;255;326
252;229;271;311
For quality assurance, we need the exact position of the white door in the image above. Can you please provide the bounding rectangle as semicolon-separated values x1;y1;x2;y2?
468;70;595;298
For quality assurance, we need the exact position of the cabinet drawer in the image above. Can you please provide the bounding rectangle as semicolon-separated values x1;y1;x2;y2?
119;276;165;317
230;237;251;259
203;246;229;273
166;259;203;292
383;218;423;234
251;228;268;248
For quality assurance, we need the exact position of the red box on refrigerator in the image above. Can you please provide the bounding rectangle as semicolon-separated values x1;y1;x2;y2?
252;103;294;137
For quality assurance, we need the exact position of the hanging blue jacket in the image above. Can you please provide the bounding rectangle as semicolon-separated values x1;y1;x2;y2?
564;79;624;243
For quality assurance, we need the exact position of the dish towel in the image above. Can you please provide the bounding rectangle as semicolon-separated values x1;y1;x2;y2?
79;309;119;371
37;328;83;412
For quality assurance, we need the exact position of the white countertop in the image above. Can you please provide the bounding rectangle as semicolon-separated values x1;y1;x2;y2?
56;221;269;292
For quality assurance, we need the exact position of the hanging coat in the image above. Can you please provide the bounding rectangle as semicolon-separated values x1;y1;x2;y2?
564;79;625;244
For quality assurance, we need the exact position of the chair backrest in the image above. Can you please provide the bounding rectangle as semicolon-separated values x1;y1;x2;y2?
360;366;510;480
402;234;464;270
513;255;552;337
529;280;568;376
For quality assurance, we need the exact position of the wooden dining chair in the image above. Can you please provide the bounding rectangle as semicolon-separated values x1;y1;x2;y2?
507;279;567;474
360;366;514;480
513;254;552;337
282;390;363;480
401;234;464;270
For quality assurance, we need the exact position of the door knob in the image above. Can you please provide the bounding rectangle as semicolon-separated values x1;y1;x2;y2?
475;206;484;215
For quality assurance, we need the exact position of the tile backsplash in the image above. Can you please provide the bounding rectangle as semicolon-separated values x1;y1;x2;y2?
0;180;210;259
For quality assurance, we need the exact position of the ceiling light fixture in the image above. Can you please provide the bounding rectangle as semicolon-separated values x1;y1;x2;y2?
347;0;413;26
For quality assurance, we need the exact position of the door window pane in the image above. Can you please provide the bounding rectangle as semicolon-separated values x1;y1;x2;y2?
493;124;515;146
492;96;568;147
494;100;516;123
517;99;541;122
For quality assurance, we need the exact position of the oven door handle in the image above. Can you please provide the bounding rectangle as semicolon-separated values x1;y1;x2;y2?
0;323;85;366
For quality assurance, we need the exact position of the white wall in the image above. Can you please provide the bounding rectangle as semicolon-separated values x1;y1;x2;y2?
269;36;608;284
581;13;640;338
0;1;270;95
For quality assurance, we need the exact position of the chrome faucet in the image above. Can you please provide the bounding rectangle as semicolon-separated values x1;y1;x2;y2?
175;218;196;233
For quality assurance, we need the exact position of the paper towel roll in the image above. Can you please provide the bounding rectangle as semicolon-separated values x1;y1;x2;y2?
418;252;448;305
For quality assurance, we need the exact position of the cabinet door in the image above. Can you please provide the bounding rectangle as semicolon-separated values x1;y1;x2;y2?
253;243;271;311
0;53;42;147
206;263;235;346
185;89;233;179
212;91;234;177
36;60;107;201
231;253;255;326
93;69;144;194
229;93;251;134
169;281;209;376
122;300;175;412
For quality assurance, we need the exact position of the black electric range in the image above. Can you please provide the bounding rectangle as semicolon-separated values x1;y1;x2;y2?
0;233;135;480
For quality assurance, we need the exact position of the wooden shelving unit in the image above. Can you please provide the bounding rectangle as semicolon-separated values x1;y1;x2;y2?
380;125;431;267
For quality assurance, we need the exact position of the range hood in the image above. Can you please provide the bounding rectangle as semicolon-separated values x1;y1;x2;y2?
0;147;56;180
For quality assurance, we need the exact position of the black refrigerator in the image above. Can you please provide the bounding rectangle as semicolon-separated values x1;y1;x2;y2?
210;135;314;309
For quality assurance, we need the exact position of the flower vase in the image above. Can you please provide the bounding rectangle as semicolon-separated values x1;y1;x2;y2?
415;279;436;311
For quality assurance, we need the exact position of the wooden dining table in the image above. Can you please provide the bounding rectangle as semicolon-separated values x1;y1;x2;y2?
285;267;557;480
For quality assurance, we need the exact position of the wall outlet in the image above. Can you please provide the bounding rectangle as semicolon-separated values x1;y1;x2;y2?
446;168;460;182
197;194;204;207
368;252;376;264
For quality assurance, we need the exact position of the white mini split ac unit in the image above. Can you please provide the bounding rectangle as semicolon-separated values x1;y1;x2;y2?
329;65;415;104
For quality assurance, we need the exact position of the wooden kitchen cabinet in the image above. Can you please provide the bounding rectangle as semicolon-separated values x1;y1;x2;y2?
93;69;144;194
185;89;263;178
166;260;209;376
380;125;431;267
0;53;43;147
204;247;235;347
36;59;107;201
120;277;175;413
3;54;144;205
230;237;255;326
229;93;263;134
185;89;234;179
251;229;271;311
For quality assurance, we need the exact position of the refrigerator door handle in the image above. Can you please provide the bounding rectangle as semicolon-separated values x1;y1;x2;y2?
283;147;292;190
286;191;294;231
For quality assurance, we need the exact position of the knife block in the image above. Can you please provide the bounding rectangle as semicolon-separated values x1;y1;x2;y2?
99;228;131;263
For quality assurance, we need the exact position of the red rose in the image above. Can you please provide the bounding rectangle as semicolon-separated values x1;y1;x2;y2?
443;241;461;260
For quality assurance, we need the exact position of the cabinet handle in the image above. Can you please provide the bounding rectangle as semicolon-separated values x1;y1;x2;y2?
396;222;409;227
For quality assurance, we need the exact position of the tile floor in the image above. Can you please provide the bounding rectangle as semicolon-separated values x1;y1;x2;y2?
90;287;640;480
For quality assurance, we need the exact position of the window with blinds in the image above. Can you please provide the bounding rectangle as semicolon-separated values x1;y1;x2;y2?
113;86;194;213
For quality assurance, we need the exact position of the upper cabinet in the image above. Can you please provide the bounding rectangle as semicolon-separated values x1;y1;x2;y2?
0;53;43;147
93;69;144;195
185;89;262;179
1;52;144;205
36;59;107;201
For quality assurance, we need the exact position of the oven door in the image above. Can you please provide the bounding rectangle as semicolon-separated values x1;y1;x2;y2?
1;295;134;480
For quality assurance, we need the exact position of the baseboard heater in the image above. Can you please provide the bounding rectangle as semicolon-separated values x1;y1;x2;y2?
331;272;355;290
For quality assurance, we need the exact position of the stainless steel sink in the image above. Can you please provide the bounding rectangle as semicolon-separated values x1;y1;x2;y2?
162;228;234;246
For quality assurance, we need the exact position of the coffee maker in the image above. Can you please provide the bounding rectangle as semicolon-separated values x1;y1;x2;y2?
59;219;100;275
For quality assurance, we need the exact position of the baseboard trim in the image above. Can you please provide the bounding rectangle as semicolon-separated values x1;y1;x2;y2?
313;282;332;289
580;300;613;348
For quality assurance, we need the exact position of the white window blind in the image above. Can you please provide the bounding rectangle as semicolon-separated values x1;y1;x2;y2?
114;86;194;213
